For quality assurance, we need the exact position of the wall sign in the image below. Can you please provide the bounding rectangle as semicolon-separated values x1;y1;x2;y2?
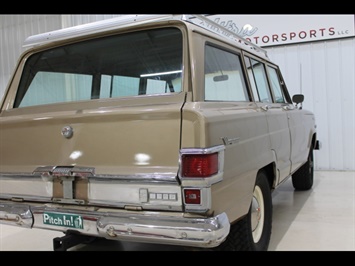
206;15;355;47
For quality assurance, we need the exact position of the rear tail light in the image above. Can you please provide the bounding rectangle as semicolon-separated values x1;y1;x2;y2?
184;189;201;204
181;153;218;178
179;145;225;212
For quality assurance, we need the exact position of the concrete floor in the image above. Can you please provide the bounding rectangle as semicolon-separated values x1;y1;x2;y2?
0;170;354;251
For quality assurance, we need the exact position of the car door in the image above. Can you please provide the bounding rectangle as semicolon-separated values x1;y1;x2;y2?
244;55;292;184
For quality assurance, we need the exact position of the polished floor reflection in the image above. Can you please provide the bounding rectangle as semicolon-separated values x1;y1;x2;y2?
0;171;354;251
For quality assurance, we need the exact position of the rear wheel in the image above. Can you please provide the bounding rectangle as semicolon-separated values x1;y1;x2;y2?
292;147;314;190
217;170;272;251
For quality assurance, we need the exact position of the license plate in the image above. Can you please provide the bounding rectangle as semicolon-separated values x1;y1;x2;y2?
43;212;84;229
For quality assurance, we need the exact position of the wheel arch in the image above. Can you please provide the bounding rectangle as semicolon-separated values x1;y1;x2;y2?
257;163;275;191
311;132;320;150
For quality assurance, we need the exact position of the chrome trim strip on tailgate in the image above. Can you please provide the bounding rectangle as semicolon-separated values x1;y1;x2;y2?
0;171;182;210
0;185;183;212
0;170;179;183
0;201;230;248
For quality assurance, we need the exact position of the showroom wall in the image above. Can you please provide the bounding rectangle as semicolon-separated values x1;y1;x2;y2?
267;38;355;171
0;14;354;171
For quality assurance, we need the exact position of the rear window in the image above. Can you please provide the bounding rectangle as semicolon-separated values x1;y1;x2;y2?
14;27;183;108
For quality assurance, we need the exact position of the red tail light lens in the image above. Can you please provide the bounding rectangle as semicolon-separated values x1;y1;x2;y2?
184;189;201;204
181;153;218;177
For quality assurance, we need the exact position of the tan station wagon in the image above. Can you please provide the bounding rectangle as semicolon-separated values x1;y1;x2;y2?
0;14;320;251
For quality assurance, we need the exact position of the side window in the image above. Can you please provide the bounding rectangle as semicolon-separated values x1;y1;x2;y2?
267;66;286;103
244;56;272;103
204;45;249;102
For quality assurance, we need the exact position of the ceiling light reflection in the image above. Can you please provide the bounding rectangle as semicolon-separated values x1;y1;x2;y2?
135;153;150;165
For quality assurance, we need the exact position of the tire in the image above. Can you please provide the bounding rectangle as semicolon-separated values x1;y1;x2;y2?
292;147;314;190
216;170;272;251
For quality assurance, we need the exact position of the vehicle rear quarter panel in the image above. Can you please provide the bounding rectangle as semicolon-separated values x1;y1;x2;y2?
181;102;274;222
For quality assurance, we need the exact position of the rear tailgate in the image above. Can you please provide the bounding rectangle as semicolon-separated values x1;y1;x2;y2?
0;93;186;210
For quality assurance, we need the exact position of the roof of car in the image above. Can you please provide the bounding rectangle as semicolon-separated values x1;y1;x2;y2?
23;14;268;60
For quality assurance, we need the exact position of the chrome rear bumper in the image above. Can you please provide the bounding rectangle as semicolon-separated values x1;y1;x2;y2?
0;201;230;248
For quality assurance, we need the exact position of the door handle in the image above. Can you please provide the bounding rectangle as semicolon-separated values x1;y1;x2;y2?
282;105;294;111
261;105;269;111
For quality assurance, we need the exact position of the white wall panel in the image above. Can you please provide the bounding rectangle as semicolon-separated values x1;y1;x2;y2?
0;15;62;98
266;38;355;170
339;39;355;170
64;14;121;27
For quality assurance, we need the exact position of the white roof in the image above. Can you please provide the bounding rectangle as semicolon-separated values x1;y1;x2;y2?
23;14;268;59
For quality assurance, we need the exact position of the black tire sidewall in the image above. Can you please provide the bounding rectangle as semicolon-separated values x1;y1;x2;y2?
292;148;314;190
